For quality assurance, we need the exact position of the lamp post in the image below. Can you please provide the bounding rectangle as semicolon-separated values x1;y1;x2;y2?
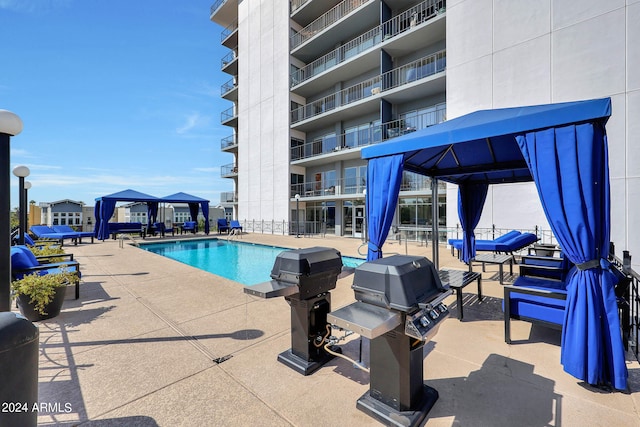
13;165;30;246
24;181;32;235
0;110;24;312
295;194;300;238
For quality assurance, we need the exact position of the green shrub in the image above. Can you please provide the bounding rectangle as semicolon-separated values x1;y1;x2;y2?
11;269;78;315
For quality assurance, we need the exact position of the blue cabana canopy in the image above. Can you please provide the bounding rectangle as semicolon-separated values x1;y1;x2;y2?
160;192;210;235
361;98;627;390
94;189;161;240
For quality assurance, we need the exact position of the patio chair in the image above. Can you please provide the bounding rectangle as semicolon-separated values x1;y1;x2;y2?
151;222;174;237
11;245;81;299
230;220;243;234
182;221;197;234
52;225;95;243
217;218;230;234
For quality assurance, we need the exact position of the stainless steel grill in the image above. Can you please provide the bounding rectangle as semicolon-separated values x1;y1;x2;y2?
328;255;452;427
243;247;343;376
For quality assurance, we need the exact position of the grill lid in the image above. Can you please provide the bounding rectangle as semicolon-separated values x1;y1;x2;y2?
270;246;343;281
352;255;445;312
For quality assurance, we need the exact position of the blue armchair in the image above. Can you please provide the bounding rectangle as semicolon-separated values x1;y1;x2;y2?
217;218;230;234
182;221;197;234
230;220;243;235
11;245;81;300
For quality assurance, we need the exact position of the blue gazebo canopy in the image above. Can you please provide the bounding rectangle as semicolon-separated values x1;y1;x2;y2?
160;192;210;234
94;189;161;240
360;98;628;390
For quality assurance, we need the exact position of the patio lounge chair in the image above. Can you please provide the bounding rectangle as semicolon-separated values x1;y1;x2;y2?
52;225;95;243
11;245;81;299
230;220;243;234
182;221;197;234
30;225;79;246
217;218;230;234
450;231;538;257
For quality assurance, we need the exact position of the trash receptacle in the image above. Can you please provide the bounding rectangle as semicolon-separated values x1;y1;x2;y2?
0;312;39;427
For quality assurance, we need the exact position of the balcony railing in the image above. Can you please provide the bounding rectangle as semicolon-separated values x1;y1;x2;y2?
291;0;446;87
221;106;236;123
291;0;370;49
210;0;228;16
291;0;311;14
221;134;237;150
221;163;238;177
290;173;437;198
291;51;446;124
220;192;238;203
221;20;238;42
221;50;237;69
221;78;237;96
290;105;446;161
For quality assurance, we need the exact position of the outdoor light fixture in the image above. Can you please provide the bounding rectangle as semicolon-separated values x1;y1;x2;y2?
13;165;30;246
295;194;300;238
0;109;24;312
24;181;32;238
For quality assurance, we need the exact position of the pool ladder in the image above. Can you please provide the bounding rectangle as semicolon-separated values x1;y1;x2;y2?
118;233;140;248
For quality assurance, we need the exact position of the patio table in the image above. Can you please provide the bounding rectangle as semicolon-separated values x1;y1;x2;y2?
472;253;513;285
438;268;482;320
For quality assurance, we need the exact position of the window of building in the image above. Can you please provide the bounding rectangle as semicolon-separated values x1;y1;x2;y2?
290;137;304;160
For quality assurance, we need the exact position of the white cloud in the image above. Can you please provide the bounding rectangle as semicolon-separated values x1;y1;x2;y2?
176;112;208;135
0;0;71;13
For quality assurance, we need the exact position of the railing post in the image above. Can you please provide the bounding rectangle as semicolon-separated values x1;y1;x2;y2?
623;250;632;272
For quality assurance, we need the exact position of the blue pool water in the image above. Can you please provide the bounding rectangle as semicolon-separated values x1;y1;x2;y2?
139;239;365;285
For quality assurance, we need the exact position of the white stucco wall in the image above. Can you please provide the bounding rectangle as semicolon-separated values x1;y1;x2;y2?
237;0;291;222
446;0;638;262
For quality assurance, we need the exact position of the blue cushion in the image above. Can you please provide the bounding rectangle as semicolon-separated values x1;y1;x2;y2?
505;276;568;325
24;234;36;246
10;246;39;269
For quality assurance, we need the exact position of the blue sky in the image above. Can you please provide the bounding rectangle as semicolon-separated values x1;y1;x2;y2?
1;0;232;208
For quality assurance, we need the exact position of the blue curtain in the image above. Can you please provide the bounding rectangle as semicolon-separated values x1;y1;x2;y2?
458;182;489;264
188;203;199;223
93;201;101;237
366;155;403;260
517;122;627;390
97;199;117;240
201;201;210;234
147;202;158;227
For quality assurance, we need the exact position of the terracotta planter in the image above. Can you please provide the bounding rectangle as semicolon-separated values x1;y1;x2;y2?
16;285;67;322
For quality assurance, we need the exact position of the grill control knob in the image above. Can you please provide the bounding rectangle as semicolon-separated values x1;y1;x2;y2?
438;304;447;313
429;310;438;319
420;316;430;327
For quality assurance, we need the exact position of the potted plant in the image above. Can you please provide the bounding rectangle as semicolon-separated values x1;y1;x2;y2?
11;268;77;322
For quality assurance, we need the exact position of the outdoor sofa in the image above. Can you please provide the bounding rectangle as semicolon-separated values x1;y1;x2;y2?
217;218;230;234
107;222;145;240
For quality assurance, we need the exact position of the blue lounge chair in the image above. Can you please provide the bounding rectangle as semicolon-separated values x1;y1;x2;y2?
11;245;81;299
448;230;521;252
182;221;197;234
52;225;95;243
230;220;243;234
217;218;230;234
30;225;79;246
450;231;538;257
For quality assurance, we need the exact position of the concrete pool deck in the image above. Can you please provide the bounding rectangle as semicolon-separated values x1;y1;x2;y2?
21;232;640;426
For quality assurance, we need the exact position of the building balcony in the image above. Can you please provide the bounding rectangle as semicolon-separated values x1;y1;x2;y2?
221;78;238;101
290;173;437;200
291;0;342;26
210;0;237;28
290;0;378;62
220;191;238;204
290;104;446;165
221;50;238;75
221;163;238;178
221;20;238;48
221;134;238;152
290;50;446;132
290;0;446;96
221;105;238;127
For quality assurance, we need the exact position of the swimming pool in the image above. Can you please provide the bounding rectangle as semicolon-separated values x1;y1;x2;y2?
139;239;365;285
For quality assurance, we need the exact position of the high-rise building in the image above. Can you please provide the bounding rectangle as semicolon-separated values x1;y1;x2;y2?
210;0;639;261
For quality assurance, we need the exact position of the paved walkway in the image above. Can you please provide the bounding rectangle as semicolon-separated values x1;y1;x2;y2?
20;232;640;426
